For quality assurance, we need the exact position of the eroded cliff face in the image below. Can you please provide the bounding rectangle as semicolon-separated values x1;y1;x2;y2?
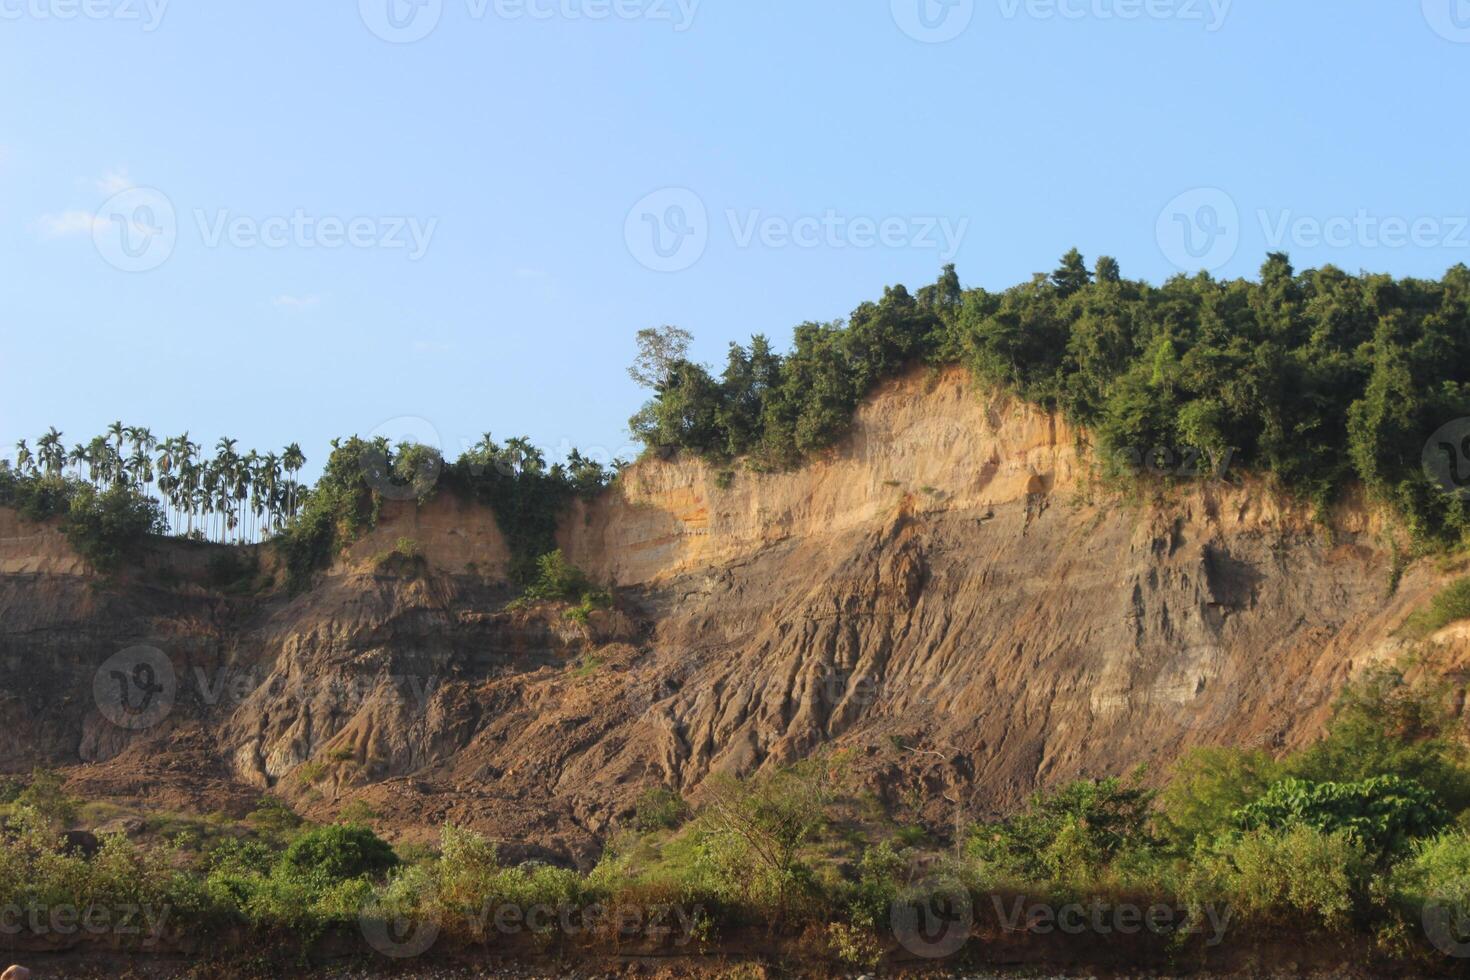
2;367;1466;861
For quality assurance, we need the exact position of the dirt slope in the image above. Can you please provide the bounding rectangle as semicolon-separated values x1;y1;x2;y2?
2;366;1466;862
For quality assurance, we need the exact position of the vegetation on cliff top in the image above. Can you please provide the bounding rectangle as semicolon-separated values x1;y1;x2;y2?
631;252;1470;545
8;253;1470;580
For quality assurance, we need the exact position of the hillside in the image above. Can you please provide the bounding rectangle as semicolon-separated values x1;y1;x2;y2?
3;365;1466;868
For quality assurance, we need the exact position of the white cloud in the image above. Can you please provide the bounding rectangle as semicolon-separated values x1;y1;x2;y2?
273;294;322;311
37;210;101;238
95;170;133;195
37;170;139;239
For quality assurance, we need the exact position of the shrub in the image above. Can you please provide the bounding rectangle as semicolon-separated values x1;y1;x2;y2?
849;839;907;929
1233;776;1448;861
277;823;398;883
697;761;831;920
61;483;167;570
1191;825;1369;930
1287;669;1470;815
826;921;883;969
1387;832;1470;939
967;776;1156;884
432;824;586;931
1403;578;1470;638
15;768;78;828
1158;747;1282;849
521;549;598;603
634;787;689;832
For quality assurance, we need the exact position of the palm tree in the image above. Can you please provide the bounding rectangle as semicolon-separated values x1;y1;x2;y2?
106;421;126;472
37;428;65;477
282;443;305;521
14;440;33;476
67;443;89;481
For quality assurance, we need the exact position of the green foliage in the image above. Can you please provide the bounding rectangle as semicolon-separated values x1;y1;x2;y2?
630;284;944;468
520;549;596;603
967;776;1156;884
1189;825;1370;930
1402;577;1470;638
14;768;78;828
697;761;831;919
633;787;689;832
62;483;168;570
1158;747;1283;849
1232;776;1448;860
1287;668;1470;815
447;436;614;584
246;796;304;837
432;824;586;925
628;257;1470;545
277;823;399;883
273;436;384;591
849;839;908;929
0;472;166;571
1386;832;1470;927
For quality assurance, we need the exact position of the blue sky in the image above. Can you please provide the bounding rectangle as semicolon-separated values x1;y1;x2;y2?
3;0;1469;479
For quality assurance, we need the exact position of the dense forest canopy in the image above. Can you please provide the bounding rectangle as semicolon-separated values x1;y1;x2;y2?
630;252;1470;545
6;252;1470;582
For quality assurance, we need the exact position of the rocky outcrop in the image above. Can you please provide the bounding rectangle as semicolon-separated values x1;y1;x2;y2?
1;366;1465;860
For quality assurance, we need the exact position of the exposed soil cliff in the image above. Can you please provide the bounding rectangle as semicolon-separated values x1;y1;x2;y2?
2;366;1467;862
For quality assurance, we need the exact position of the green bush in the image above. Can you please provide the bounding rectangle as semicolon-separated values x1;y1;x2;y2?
1403;578;1470;638
431;824;586;931
1287;669;1470;815
1158;747;1282;849
521;549;600;603
695;762;831;920
15;768;78;828
1387;832;1470;933
1233;776;1448;862
65;483;167;570
1192;825;1369;930
967;776;1155;884
633;787;689;832
277;823;398;883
